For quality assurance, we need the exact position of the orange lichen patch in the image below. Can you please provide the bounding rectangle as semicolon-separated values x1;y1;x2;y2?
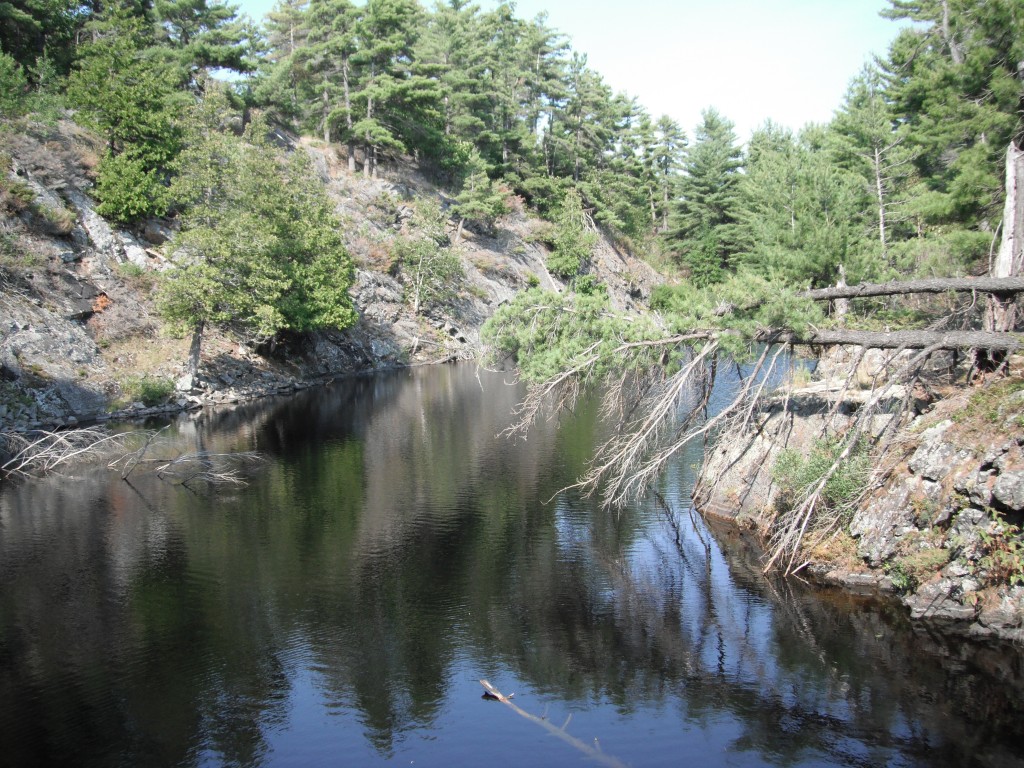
92;293;112;313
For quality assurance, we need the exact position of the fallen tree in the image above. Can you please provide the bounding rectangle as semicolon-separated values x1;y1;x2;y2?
483;270;1022;573
801;276;1024;301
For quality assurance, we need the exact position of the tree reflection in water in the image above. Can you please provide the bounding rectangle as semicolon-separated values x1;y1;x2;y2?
0;364;1021;767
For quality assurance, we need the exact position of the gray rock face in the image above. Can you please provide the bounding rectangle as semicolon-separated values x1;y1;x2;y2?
850;478;916;566
907;420;976;481
993;471;1024;511
64;189;123;263
0;295;107;423
905;579;977;621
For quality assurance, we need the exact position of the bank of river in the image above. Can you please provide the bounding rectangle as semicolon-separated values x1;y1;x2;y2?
1;364;1021;767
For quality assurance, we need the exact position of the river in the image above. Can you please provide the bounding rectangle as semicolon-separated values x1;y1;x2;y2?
0;363;1021;767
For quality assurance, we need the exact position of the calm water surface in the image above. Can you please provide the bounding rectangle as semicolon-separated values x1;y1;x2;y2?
1;364;1022;767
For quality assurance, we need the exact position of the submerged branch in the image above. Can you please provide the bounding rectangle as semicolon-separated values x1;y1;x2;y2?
478;680;627;768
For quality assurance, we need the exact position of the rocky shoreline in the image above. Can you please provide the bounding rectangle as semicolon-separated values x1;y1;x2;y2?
696;350;1024;643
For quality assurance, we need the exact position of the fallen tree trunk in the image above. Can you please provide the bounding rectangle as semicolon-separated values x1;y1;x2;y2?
801;276;1024;301
759;328;1022;351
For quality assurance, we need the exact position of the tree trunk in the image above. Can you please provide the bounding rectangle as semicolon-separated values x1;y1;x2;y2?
833;265;850;324
941;0;964;65
321;81;330;144
343;58;355;174
873;145;888;259
802;275;1024;302
187;321;204;379
761;328;1021;352
986;142;1024;332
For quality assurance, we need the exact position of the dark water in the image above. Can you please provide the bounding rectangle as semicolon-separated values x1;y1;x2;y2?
1;364;1022;768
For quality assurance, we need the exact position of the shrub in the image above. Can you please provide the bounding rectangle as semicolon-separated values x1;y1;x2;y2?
0;53;28;117
120;375;174;407
772;437;871;515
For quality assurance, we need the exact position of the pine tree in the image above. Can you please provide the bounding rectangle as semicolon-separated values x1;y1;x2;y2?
151;0;256;86
452;149;508;240
67;2;183;221
651;115;686;233
735;123;870;288
350;0;440;177
547;187;597;279
666;108;743;284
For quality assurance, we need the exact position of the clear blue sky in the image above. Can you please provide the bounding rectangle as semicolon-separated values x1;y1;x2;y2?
235;0;907;143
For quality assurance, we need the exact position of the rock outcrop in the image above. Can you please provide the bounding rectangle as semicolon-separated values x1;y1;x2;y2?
696;348;1024;641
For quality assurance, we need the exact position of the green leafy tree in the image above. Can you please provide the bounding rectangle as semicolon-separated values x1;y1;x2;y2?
452;149;508;239
67;3;182;221
159;96;356;376
829;66;915;266
412;0;488;175
649;114;686;233
735;123;870;288
881;0;1023;230
293;0;359;153
0;0;79;78
0;52;29;117
350;0;440;177
151;0;257;87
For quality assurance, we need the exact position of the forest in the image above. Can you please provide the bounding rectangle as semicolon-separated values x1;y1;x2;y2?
2;0;1020;292
3;1;1024;484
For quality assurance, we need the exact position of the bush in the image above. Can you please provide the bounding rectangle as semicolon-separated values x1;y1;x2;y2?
772;437;871;515
120;375;174;407
0;52;28;117
95;150;171;223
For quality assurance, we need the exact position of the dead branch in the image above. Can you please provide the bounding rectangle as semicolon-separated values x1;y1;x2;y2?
478;680;627;768
762;343;945;573
1;428;133;479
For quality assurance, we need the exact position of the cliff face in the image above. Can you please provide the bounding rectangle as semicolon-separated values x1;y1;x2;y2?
0;119;661;430
697;348;1024;641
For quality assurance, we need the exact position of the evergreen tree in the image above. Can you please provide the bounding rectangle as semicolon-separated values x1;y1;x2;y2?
735;123;870;288
67;2;183;221
452;149;508;239
881;0;1022;229
394;199;463;315
350;0;440;177
829;66;914;265
547;187;597;279
0;0;80;78
151;0;257;87
293;0;360;153
160;95;356;376
666;108;743;284
651;115;686;233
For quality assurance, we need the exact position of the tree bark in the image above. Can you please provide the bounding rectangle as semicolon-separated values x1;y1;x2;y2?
187;321;204;379
760;328;1021;352
986;143;1024;332
801;276;1024;302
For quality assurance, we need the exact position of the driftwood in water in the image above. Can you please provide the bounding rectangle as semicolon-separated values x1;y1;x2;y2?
478;680;627;768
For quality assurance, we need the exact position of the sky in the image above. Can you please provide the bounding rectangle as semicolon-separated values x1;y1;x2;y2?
236;0;907;143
